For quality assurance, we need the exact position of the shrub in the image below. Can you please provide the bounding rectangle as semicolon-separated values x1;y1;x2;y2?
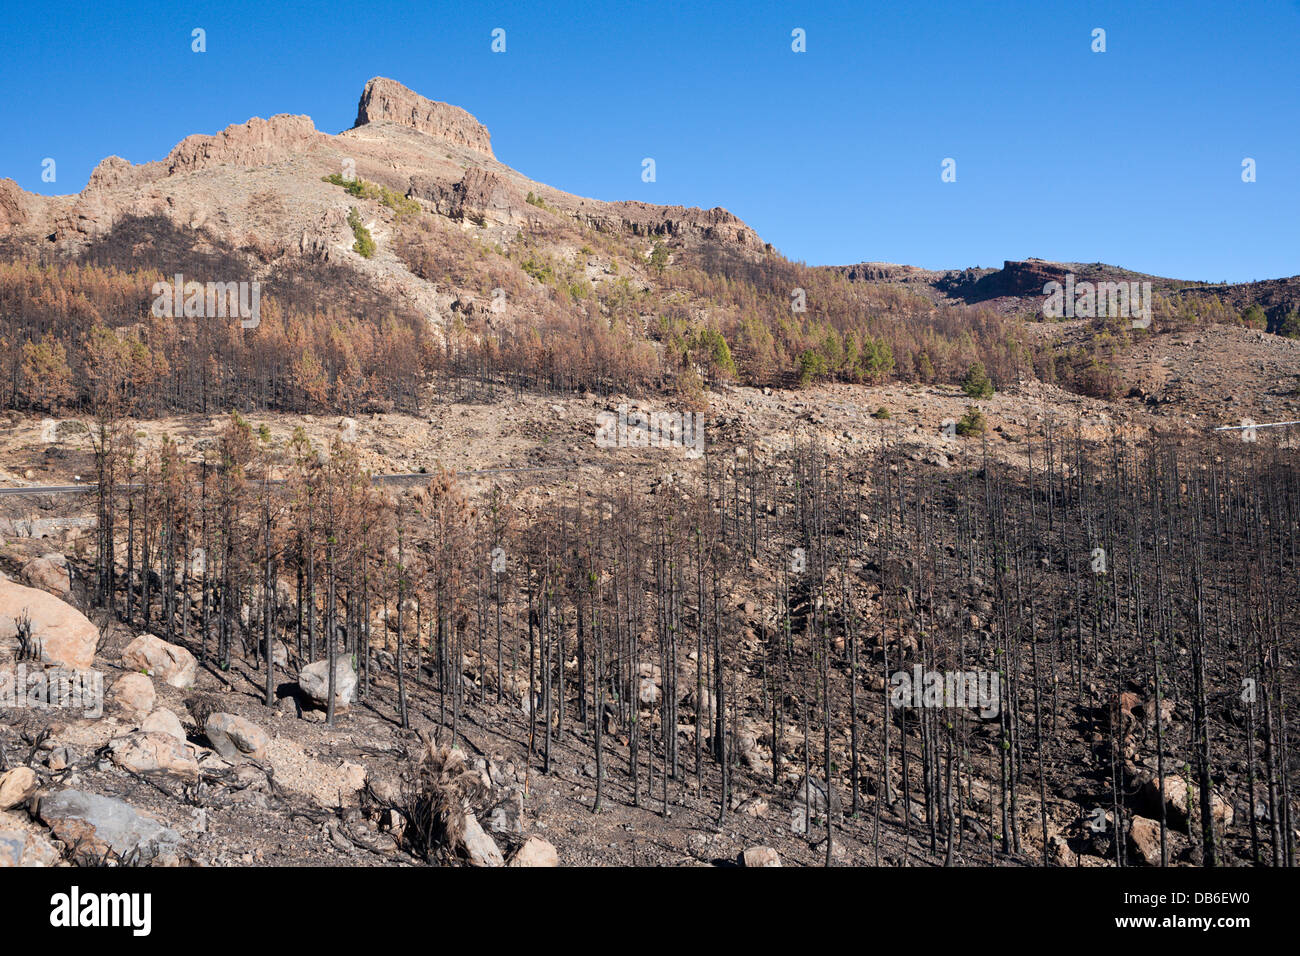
395;733;491;863
521;256;554;284
1280;310;1300;340
955;405;986;437
347;208;376;259
1242;304;1268;330
324;174;420;220
649;243;669;275
872;406;890;420
797;349;828;387
962;362;994;399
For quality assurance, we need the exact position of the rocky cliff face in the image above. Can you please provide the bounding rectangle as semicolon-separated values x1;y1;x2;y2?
0;76;782;331
166;115;324;176
352;77;493;158
574;201;763;247
3;77;759;258
0;179;34;237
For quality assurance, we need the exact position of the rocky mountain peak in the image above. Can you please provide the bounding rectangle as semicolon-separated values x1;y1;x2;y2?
352;77;493;158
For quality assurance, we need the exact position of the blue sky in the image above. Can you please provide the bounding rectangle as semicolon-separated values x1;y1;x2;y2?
2;0;1297;282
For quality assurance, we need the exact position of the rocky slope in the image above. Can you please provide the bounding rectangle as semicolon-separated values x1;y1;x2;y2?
0;77;763;330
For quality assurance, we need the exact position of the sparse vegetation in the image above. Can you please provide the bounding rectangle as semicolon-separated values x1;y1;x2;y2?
348;207;377;258
954;404;986;436
324;174;421;220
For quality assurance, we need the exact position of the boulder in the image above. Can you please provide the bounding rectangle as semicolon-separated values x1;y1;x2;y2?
205;713;270;760
1137;774;1233;833
740;846;781;867
108;731;199;781
1129;815;1163;866
1138;775;1190;829
638;677;661;706
109;672;155;719
508;835;559;867
39;789;181;865
0;767;38;810
47;747;71;772
120;634;197;689
20;554;71;597
298;658;358;711
1211;791;1234;831
140;708;187;741
460;811;503;866
0;578;99;669
794;775;840;817
791;775;842;834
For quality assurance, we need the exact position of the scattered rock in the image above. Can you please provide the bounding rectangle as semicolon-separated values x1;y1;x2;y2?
46;747;71;771
204;713;270;760
461;811;504;866
121;634;197;689
508;835;558;867
108;731;200;781
109;672;156;720
0;767;38;810
298;658;358;712
39;789;181;865
740;846;781;867
0;827;59;867
812;837;850;862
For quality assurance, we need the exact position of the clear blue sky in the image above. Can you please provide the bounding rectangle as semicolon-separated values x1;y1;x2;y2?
2;0;1297;282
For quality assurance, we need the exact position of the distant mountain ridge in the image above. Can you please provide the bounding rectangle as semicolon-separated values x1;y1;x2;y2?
827;258;1300;328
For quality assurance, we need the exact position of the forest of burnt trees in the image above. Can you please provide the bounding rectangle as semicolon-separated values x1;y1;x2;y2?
0;212;1237;418
74;395;1298;867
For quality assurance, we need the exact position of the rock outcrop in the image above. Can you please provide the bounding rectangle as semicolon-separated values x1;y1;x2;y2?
165;114;323;176
0;178;37;237
353;77;493;158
